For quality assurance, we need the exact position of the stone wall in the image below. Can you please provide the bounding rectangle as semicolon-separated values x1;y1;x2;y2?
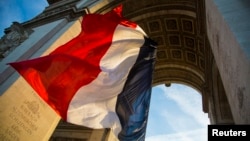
205;0;250;123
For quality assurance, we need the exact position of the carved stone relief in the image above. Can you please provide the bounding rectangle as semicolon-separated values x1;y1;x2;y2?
0;22;33;59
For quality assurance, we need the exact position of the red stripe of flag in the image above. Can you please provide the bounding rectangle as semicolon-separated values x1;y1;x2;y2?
9;5;137;120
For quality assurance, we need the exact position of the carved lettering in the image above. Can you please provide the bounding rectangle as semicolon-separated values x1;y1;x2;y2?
0;100;41;141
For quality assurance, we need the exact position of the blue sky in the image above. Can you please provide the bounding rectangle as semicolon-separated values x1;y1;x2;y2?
146;84;209;141
0;0;48;36
0;1;210;140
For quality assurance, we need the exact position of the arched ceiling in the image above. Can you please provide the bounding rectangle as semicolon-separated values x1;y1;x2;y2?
97;0;209;93
45;0;210;93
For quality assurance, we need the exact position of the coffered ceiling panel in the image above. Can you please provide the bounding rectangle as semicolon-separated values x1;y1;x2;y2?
97;0;207;92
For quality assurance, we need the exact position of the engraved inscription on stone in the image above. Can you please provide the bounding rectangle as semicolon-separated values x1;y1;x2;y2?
0;100;40;141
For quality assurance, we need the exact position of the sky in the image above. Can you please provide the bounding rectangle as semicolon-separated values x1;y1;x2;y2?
0;0;48;37
146;84;209;141
0;0;210;140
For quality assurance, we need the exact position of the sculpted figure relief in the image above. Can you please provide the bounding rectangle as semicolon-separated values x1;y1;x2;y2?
0;22;33;58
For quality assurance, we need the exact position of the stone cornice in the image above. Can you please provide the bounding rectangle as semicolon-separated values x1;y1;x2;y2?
4;0;88;34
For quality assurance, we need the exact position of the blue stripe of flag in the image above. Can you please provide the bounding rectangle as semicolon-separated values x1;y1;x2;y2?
116;37;157;141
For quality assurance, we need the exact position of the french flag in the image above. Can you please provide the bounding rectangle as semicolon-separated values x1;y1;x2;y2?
9;5;157;141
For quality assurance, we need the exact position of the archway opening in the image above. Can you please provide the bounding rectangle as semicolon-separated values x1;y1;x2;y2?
146;83;210;141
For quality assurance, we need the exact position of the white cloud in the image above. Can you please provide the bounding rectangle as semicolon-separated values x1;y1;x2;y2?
160;110;199;132
146;128;208;141
158;84;210;126
146;84;209;140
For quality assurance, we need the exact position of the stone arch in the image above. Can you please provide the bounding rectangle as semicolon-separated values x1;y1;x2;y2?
97;0;209;120
93;0;241;124
49;0;250;139
1;0;249;140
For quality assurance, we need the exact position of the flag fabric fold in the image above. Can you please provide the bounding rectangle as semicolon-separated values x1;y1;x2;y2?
116;37;157;140
9;5;157;141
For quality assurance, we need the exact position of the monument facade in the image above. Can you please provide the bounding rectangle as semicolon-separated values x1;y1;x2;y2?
1;0;249;140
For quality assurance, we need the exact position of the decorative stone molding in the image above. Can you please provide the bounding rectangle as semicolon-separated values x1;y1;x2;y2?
0;22;33;59
1;0;88;60
3;0;88;36
47;0;62;5
21;0;88;30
